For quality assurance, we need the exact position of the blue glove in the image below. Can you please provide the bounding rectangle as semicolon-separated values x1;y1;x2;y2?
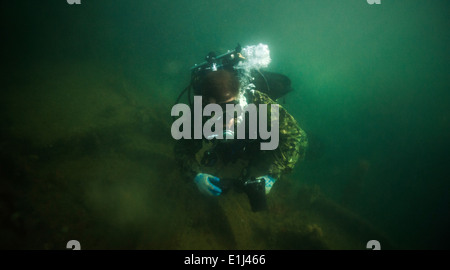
256;175;277;194
194;173;222;196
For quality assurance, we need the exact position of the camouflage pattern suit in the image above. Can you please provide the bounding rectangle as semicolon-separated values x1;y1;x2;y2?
174;89;308;187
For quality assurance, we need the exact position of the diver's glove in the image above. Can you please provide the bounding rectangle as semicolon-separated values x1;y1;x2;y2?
194;173;222;196
256;175;277;194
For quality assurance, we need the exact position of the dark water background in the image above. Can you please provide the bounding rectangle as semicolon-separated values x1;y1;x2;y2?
1;0;449;249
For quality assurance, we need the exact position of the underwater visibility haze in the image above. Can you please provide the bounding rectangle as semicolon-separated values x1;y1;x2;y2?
1;0;449;249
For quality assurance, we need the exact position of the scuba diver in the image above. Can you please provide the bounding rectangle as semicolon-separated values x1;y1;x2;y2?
173;44;308;211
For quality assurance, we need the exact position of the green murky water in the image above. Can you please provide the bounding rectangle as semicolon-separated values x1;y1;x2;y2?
1;0;449;249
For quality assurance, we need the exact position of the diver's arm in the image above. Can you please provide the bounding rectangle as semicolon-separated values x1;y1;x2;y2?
252;90;308;180
267;108;308;179
174;140;223;196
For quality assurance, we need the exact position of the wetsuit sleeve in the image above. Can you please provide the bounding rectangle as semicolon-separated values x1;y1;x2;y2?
173;139;203;180
252;90;308;179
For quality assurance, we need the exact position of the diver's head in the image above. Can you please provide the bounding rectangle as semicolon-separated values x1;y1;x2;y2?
200;69;240;104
